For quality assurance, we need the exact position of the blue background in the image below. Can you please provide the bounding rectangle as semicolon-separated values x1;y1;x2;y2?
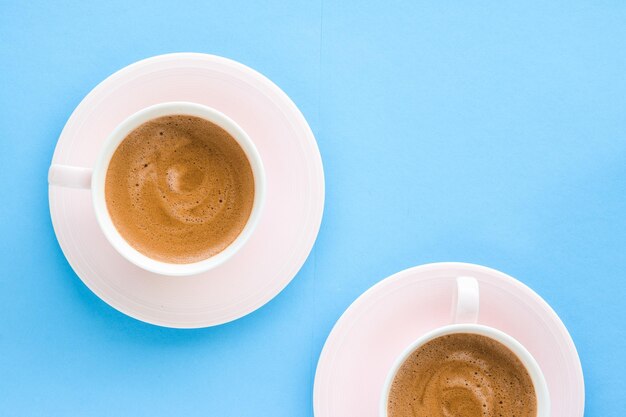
1;1;625;415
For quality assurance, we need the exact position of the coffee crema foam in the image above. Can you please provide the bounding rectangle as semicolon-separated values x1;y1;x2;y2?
105;115;255;264
388;333;537;417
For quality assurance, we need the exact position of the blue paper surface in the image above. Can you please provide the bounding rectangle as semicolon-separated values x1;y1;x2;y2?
1;1;625;415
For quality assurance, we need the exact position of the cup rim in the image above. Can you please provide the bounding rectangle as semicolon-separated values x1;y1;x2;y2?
380;323;550;417
91;101;266;276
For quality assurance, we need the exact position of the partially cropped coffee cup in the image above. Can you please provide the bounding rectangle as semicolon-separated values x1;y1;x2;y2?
49;102;266;276
381;277;550;417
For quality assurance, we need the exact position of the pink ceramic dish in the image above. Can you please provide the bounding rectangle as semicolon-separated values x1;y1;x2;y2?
314;262;584;417
48;53;325;328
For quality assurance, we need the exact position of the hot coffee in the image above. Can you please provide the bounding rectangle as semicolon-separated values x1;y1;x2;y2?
388;333;537;417
105;114;255;264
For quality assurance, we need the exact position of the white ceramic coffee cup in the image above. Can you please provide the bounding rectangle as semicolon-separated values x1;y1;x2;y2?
48;102;266;276
380;276;550;417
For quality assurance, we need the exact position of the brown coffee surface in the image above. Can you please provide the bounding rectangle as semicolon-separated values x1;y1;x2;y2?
388;333;537;417
105;115;255;263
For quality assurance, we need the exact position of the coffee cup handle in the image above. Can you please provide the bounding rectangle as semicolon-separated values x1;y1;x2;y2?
452;276;479;324
48;164;93;189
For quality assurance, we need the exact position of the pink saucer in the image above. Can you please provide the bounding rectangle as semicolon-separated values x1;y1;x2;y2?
313;262;584;417
49;53;324;328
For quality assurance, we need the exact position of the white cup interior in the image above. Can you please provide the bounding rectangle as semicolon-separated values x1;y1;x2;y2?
91;102;266;276
380;323;550;417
